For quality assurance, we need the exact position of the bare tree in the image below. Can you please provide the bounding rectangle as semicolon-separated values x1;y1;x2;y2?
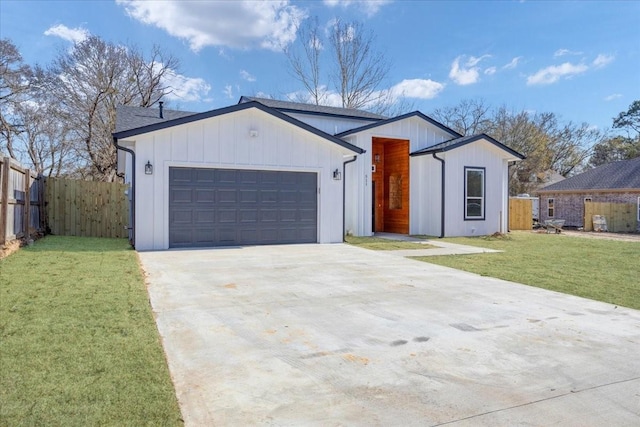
431;98;492;136
0;38;32;159
432;100;605;194
285;18;392;113
47;36;179;181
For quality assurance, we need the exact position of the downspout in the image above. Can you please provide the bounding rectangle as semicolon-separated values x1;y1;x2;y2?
342;154;359;241
507;161;517;233
113;136;135;248
432;152;445;238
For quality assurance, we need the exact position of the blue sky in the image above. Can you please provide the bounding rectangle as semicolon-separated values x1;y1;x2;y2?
2;0;639;133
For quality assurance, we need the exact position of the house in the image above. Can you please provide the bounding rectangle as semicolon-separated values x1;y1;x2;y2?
113;97;524;250
535;157;640;229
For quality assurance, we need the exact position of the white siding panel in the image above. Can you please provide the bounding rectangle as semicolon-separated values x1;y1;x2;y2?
187;124;204;162
202;119;220;163
170;127;188;161
284;112;378;135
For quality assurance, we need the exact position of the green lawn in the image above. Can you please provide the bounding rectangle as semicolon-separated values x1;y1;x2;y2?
413;232;640;310
345;236;436;250
0;236;183;426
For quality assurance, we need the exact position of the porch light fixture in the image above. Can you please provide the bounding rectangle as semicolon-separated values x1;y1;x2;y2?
333;168;342;180
144;161;153;175
249;129;258;137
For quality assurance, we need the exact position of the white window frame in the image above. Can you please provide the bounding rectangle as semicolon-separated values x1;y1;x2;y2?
464;167;485;220
548;198;555;218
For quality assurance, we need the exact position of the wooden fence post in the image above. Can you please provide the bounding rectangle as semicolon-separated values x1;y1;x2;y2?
24;169;31;239
0;157;10;245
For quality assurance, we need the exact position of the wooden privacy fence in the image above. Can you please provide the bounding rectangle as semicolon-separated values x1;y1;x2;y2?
45;178;130;238
0;157;45;245
584;202;638;233
509;198;533;230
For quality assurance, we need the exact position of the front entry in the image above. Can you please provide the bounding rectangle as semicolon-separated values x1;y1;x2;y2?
371;138;410;234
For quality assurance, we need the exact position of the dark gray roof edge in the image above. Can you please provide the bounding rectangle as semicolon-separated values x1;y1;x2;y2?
410;133;525;159
536;157;640;192
335;111;463;138
113;101;364;154
238;96;386;121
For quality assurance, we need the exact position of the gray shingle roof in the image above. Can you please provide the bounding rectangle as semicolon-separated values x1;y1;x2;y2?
538;157;640;192
238;96;386;120
410;134;525;160
115;105;197;133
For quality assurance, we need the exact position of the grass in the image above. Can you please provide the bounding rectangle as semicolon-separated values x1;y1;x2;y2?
345;235;436;250
412;231;640;310
0;236;183;426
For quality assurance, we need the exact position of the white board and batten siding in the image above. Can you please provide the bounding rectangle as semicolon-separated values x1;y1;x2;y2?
125;108;353;250
342;116;455;237
283;112;378;135
430;140;511;237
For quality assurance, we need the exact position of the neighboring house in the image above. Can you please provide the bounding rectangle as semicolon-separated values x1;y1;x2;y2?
113;97;524;250
535;157;640;228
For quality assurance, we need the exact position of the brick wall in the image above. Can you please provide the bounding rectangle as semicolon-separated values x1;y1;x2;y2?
538;191;640;228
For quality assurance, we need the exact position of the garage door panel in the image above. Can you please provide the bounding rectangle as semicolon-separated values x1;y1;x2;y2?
195;189;215;203
169;167;317;247
219;209;237;223
194;210;214;224
217;189;237;203
260;190;278;203
171;188;192;203
240;189;258;203
195;169;216;182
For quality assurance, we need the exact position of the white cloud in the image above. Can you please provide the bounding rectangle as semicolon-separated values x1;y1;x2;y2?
323;0;393;17
554;48;582;57
223;85;234;99
503;56;522;70
240;70;256;82
449;55;491;85
604;93;622;101
161;68;212;102
593;53;614;68
389;79;445;99
526;62;589;85
43;24;89;43
116;0;306;52
484;67;497;75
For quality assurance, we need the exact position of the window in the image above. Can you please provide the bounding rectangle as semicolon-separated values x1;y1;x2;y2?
548;198;555;218
464;167;485;220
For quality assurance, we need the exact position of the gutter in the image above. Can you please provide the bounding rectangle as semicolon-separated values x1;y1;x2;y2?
432;152;445;238
113;136;135;248
342;154;359;241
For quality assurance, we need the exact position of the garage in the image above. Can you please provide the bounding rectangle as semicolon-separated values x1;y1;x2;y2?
168;167;318;248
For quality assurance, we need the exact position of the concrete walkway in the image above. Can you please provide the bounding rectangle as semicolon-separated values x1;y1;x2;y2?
139;244;640;426
373;232;502;257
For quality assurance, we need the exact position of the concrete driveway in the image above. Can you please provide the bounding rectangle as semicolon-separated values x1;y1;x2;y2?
138;244;640;426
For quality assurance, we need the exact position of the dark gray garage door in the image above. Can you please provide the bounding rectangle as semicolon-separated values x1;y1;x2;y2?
169;168;317;248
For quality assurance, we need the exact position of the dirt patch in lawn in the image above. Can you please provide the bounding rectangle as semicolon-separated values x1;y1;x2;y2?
0;239;22;260
560;230;640;242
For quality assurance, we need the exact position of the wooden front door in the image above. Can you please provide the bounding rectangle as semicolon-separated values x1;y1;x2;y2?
371;138;409;234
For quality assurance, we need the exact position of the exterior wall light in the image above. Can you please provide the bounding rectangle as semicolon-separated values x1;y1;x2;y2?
145;161;153;175
333;168;342;180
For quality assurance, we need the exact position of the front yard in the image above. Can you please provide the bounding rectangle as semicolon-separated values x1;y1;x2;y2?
0;237;183;426
413;231;640;310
